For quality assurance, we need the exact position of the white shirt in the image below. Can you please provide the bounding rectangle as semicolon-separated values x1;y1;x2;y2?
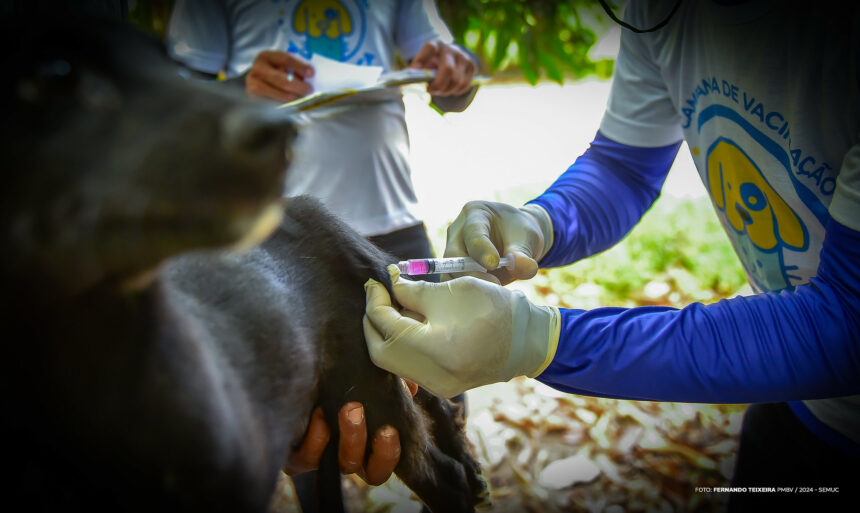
600;0;860;445
168;0;453;236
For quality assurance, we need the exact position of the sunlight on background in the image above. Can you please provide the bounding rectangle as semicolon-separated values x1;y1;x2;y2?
404;79;707;251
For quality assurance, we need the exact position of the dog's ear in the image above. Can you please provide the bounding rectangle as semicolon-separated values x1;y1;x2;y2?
707;140;807;251
762;185;806;250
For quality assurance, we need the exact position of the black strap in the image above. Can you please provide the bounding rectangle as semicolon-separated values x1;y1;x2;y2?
598;0;683;33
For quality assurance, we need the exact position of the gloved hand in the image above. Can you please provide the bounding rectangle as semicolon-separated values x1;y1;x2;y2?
444;201;553;285
363;265;561;399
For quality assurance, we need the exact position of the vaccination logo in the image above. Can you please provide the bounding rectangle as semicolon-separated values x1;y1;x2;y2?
705;137;807;291
683;78;835;291
276;0;370;64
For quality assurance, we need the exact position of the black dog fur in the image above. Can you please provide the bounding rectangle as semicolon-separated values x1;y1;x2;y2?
0;15;486;513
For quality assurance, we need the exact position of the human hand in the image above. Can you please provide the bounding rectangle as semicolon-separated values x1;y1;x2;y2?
363;266;560;399
444;201;554;285
245;50;314;103
283;379;418;485
410;40;476;96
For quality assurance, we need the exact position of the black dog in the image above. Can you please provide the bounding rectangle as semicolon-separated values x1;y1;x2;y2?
0;16;486;513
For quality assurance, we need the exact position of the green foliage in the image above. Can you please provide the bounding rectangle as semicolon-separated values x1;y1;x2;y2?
129;0;617;83
128;0;174;39
436;0;616;84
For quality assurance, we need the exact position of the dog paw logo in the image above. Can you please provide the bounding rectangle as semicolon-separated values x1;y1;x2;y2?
293;0;354;60
707;139;807;290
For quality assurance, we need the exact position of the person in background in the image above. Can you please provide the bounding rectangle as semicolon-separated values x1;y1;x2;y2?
363;0;860;509
167;0;479;508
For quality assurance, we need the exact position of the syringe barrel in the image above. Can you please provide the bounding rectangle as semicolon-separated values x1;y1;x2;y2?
397;257;487;275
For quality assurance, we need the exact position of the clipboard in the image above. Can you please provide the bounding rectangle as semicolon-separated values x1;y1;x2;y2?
277;68;488;114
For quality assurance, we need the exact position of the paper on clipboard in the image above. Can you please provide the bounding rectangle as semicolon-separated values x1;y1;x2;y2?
307;54;383;92
279;54;437;113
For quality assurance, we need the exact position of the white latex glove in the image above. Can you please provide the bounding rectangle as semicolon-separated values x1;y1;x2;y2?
444;201;553;285
363;265;561;399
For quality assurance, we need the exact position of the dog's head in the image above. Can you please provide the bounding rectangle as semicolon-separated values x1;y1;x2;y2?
1;18;299;299
707;139;806;252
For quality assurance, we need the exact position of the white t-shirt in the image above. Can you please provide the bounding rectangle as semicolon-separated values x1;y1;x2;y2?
600;0;860;445
168;0;453;236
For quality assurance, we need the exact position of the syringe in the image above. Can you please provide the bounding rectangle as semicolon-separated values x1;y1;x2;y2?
396;254;515;276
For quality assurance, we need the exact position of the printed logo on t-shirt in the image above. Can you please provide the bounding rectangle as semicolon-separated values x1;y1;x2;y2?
681;77;835;292
706;138;808;290
274;0;374;64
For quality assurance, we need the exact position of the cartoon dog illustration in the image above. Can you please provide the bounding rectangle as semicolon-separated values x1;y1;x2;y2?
293;0;353;60
706;138;807;290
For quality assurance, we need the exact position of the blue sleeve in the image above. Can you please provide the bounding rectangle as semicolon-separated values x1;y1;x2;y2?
537;218;860;403
529;131;682;268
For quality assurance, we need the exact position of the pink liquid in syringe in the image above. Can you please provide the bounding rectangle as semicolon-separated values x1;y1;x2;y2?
405;260;430;275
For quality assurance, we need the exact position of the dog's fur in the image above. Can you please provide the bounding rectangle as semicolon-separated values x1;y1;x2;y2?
0;16;486;512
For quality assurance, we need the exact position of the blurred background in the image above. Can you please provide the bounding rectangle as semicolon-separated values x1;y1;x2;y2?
134;1;750;511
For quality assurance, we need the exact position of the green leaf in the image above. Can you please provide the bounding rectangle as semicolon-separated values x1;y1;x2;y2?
435;0;615;84
518;33;539;85
492;32;510;70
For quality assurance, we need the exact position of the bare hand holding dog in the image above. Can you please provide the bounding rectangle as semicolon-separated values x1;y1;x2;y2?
284;379;418;485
